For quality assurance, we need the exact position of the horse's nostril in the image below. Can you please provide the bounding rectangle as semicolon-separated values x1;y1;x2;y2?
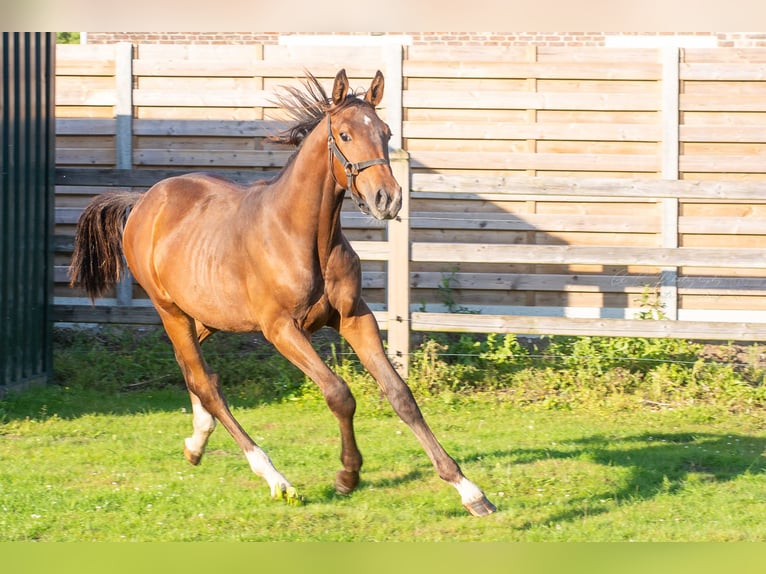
375;189;389;211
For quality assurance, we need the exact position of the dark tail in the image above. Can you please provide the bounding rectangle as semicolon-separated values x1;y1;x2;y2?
69;191;141;302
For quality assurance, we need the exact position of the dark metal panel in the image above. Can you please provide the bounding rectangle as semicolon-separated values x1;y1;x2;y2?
0;33;55;393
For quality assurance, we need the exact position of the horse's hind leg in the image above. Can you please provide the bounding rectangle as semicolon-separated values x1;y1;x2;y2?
183;322;218;466
183;391;215;466
157;305;297;501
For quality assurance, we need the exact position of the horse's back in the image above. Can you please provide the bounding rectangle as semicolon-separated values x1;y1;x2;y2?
137;172;246;220
122;173;257;324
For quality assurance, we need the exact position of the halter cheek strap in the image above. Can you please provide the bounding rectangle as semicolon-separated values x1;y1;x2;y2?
326;114;389;207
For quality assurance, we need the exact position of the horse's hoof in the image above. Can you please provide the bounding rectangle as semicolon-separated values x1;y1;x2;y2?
334;470;360;494
464;495;497;517
273;485;304;505
183;444;202;466
284;486;304;505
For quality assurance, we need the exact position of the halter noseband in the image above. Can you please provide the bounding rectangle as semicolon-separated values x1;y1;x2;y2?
326;114;389;208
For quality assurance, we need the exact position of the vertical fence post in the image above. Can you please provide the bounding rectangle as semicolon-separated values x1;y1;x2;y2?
382;42;410;377
114;42;134;307
660;46;680;320
387;149;411;378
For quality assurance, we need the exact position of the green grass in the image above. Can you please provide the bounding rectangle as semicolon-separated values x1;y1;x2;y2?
1;327;765;541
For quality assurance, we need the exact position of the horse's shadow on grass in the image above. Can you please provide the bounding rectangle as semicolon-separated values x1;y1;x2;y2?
460;431;765;526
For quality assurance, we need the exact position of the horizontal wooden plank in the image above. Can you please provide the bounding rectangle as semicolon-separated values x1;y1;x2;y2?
411;173;766;201
679;216;766;235
681;63;766;81
349;241;389;260
133;58;379;78
406;212;659;233
54;302;161;325
682;48;766;64
56;118;116;135
53;300;388;329
404;90;659;111
406;46;659;63
410;151;659;172
56;148;115;165
403;121;661;142
680;155;766;173
408;271;658;293
681;94;766;112
133;119;288;137
55;167;278;186
55;45;117;76
133;149;292;168
56;90;116;107
403;61;661;80
55;264;766;297
681;125;766;143
134;89;275;108
410;312;766;341
411;243;766;268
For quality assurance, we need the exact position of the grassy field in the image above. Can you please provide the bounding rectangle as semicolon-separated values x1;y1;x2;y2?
1;328;765;541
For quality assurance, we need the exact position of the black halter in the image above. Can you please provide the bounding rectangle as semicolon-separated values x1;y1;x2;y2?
326;114;389;209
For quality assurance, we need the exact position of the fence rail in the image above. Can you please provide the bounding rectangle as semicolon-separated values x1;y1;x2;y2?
52;43;766;375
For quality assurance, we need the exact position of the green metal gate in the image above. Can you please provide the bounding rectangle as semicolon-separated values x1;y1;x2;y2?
1;33;55;394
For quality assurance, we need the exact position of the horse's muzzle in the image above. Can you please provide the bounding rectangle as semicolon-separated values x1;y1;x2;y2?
373;186;402;220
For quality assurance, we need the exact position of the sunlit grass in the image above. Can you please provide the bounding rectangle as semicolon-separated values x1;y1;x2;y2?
2;383;765;541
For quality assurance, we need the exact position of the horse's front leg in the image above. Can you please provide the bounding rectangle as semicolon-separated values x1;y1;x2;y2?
339;304;496;517
266;318;363;495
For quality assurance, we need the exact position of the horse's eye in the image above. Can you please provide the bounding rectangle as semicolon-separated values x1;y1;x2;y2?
340;132;351;142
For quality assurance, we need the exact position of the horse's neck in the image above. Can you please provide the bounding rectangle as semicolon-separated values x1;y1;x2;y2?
259;130;346;262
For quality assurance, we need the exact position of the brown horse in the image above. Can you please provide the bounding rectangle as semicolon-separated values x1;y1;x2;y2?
69;69;496;517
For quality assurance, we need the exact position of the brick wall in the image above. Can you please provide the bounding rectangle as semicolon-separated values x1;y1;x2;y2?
83;31;766;47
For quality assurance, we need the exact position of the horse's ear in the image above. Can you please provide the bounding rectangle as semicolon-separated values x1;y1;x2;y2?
332;69;349;105
364;70;385;106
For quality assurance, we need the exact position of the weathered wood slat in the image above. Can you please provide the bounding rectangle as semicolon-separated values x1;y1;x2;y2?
55;167;278;186
55;149;115;165
680;155;766;173
410;151;659;172
681;125;766;143
349;241;389;260
133;118;288;137
681;94;766;112
410;173;766;200
55;263;766;297
411;312;766;341
679;216;766;235
403;61;661;80
54;303;161;325
133;149;292;168
132;59;380;78
133;89;276;108
407;212;659;233
411;243;766;268
56;118;117;135
403;91;659;111
681;63;766;81
403;121;661;142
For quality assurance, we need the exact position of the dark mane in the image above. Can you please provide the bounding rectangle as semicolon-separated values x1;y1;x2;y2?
258;71;367;186
269;70;365;147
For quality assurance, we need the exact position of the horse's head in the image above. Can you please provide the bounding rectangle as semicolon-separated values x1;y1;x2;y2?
327;69;402;220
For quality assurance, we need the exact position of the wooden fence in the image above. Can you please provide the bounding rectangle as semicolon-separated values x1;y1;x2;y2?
53;43;766;374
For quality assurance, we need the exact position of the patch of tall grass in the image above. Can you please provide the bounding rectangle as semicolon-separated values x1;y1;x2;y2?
45;327;766;415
